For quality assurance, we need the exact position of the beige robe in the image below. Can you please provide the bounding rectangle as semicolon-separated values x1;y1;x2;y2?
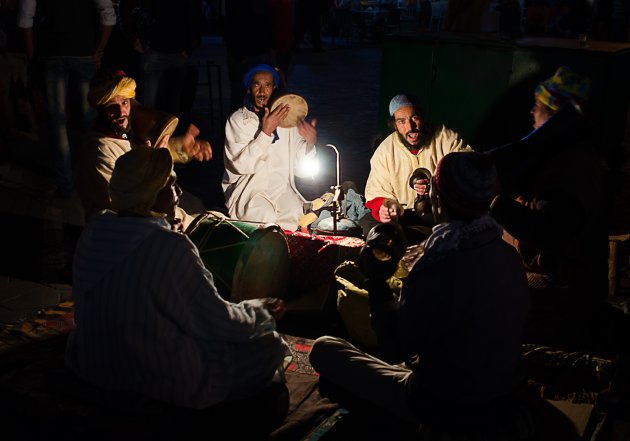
75;132;195;228
365;126;471;208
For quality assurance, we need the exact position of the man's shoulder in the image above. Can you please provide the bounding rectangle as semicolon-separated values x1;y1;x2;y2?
373;132;397;153
228;107;257;123
82;132;131;151
433;124;459;137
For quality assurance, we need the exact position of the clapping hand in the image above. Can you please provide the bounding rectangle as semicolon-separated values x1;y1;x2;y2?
297;118;317;146
182;124;212;162
262;104;290;136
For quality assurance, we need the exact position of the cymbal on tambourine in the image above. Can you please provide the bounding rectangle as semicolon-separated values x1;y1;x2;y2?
270;93;308;128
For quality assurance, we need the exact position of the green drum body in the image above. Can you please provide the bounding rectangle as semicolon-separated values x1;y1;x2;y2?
186;212;290;301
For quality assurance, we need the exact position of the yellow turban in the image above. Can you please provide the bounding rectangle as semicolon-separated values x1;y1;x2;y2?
535;66;591;113
109;147;174;216
88;74;136;107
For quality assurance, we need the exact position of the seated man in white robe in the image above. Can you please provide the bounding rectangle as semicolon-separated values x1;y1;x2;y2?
222;64;317;230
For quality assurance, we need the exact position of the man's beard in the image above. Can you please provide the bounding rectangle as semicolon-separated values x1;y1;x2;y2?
397;130;421;150
109;117;132;137
396;125;433;151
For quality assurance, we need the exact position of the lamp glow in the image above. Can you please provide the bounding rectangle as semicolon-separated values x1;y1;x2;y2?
300;156;320;179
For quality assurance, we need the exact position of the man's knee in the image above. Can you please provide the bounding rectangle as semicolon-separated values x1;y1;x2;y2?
309;335;348;370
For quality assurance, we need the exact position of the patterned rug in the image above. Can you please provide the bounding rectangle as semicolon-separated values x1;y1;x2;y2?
283;333;319;377
0;300;74;354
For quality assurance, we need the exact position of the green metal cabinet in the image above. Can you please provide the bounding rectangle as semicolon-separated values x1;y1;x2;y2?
380;33;630;165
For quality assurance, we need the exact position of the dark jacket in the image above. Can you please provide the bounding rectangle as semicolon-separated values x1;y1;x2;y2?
370;219;530;415
489;108;609;311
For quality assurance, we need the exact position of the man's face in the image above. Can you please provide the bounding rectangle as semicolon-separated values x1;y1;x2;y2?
104;95;132;136
249;71;275;111
531;97;554;130
393;105;422;146
152;172;182;219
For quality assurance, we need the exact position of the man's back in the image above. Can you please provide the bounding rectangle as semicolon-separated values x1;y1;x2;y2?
67;212;286;408
400;219;529;406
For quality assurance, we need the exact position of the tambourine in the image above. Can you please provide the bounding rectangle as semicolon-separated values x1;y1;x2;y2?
130;101;179;147
270;93;308;128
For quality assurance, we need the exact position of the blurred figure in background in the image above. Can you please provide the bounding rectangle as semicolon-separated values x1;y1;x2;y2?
17;0;116;198
489;66;610;351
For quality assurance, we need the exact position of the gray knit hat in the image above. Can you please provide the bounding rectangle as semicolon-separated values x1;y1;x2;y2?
389;94;417;117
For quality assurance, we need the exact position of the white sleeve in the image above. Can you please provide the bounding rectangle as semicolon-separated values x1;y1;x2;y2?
365;145;398;202
17;0;37;28
224;111;273;176
164;234;277;343
93;0;117;26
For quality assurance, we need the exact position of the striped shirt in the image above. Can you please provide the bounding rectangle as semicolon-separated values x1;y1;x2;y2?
66;212;287;408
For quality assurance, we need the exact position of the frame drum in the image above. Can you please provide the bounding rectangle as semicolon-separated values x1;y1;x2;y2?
270;93;308;128
130;101;179;147
186;212;290;301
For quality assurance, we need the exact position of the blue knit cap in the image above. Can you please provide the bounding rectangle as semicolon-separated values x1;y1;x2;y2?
243;64;279;89
389;94;417;117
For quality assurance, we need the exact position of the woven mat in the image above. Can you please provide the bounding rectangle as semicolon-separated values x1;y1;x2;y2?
0;301;74;354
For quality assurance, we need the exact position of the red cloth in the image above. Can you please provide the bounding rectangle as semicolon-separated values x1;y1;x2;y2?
365;197;385;222
282;231;364;295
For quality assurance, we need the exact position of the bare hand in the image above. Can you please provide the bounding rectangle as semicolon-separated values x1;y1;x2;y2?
260;298;286;320
262;104;289;136
379;199;402;223
378;203;394;223
157;134;170;148
297;118;317;145
182;124;212;162
413;178;429;197
146;134;170;148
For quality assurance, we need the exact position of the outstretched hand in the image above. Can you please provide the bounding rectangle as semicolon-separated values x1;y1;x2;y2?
378;199;403;223
298;118;317;146
182;124;212;162
262;104;290;136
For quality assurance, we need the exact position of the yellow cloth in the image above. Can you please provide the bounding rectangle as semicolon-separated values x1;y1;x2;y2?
88;76;136;107
535;66;591;112
110;147;174;216
365;126;471;207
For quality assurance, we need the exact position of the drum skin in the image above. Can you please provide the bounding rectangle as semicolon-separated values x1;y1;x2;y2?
186;212;290;301
270;93;308;128
130;101;179;147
